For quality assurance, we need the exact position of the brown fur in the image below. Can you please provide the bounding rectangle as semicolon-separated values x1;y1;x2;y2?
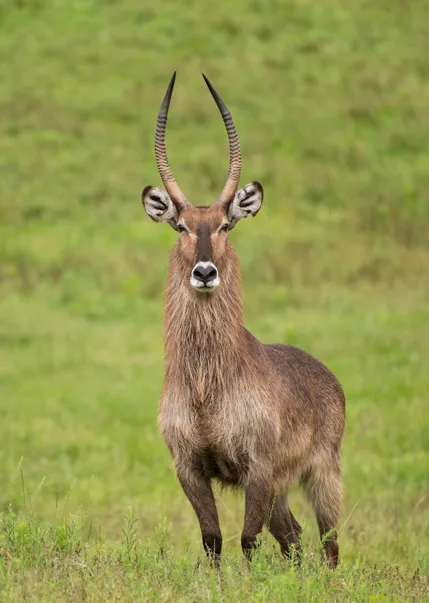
157;204;345;568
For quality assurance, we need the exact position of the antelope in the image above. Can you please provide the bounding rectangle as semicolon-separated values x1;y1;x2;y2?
142;72;345;569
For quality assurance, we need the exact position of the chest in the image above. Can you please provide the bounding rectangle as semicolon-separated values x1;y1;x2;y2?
159;383;279;465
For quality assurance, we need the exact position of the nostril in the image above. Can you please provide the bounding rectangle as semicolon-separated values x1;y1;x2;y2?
193;267;203;281
206;266;217;280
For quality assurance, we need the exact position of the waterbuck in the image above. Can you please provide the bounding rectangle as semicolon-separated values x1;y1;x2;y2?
142;72;345;568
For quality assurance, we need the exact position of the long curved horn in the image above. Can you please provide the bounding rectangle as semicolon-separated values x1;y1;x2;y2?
155;72;189;210
202;74;242;207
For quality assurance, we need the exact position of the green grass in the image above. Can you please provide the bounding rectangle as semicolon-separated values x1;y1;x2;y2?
1;0;429;600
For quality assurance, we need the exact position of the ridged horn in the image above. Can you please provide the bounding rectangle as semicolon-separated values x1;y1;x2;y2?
155;72;189;210
202;73;242;207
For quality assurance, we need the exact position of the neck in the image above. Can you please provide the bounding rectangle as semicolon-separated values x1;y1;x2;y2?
164;242;246;400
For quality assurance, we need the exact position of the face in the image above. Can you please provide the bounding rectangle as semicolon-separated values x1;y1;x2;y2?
142;181;264;294
177;205;229;292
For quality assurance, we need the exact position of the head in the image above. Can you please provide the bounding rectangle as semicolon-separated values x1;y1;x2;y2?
142;72;264;293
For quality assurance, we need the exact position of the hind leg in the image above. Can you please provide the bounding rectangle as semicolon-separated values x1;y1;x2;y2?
302;463;342;569
267;490;302;561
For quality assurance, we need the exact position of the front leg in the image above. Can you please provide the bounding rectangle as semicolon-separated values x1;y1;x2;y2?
176;461;222;564
241;477;272;560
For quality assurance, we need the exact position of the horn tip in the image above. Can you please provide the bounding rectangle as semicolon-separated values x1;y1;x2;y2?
166;71;176;89
202;73;212;88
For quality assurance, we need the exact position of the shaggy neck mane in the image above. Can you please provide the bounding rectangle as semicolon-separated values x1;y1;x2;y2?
164;242;250;402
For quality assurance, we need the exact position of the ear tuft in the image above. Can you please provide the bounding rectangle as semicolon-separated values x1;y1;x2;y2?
228;181;264;229
142;186;179;228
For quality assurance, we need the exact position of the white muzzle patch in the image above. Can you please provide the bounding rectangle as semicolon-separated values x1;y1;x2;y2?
190;261;220;292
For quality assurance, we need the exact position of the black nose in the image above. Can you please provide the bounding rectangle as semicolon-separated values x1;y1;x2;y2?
192;263;218;284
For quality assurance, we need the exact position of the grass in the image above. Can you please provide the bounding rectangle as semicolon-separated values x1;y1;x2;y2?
1;0;429;600
1;504;427;602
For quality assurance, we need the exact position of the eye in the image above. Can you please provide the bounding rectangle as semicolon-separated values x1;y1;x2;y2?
177;224;187;233
219;223;229;233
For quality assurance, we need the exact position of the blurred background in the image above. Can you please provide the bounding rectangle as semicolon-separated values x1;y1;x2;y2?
1;0;428;573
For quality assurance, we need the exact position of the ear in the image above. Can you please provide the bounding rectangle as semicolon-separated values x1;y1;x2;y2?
227;181;264;229
142;186;179;230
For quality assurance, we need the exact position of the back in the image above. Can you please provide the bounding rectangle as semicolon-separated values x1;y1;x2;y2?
263;342;345;441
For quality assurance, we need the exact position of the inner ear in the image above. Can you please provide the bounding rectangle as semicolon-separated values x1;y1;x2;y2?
228;181;264;229
142;186;179;229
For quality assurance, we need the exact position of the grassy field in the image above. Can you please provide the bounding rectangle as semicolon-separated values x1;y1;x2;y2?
1;0;429;600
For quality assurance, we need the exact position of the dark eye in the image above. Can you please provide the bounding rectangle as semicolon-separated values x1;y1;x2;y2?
177;224;187;233
219;223;229;233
